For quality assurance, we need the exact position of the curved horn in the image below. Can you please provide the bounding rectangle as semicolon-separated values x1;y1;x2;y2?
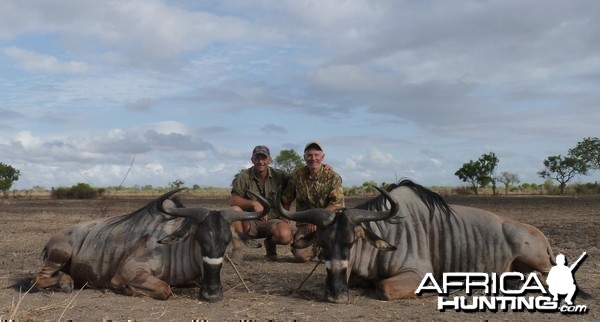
220;189;271;222
346;185;400;224
155;187;187;207
274;186;335;228
162;206;211;222
156;188;212;222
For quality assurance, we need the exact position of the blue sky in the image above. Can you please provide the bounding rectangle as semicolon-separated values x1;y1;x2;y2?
1;0;599;190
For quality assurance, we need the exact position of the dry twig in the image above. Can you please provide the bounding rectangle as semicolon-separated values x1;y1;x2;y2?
9;278;36;320
57;282;88;322
225;254;251;292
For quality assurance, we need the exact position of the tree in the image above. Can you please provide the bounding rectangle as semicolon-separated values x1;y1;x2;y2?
538;155;587;194
273;149;303;173
169;179;185;189
455;160;482;194
51;183;104;199
497;172;520;195
0;162;20;198
479;152;499;195
569;137;600;174
454;152;499;195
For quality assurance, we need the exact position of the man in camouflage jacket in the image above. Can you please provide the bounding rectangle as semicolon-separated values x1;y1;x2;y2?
282;141;345;262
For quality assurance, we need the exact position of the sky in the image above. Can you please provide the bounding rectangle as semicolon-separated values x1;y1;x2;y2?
1;0;599;190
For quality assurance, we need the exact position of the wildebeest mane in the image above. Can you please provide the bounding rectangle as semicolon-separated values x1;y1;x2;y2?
99;195;194;238
355;179;453;222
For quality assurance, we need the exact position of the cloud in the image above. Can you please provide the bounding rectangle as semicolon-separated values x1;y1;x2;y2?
2;0;599;190
0;108;23;119
261;124;287;134
127;98;157;111
4;46;90;74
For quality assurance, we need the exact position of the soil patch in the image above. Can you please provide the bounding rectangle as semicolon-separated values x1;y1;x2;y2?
1;194;598;321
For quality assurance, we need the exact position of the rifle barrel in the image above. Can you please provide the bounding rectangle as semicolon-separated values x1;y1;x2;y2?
569;252;587;271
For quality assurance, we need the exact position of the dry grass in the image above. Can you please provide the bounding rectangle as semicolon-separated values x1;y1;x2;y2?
9;187;231;199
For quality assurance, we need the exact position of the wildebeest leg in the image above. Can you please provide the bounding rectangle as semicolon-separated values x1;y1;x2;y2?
110;269;173;300
33;248;74;293
504;221;554;275
376;269;431;300
34;269;74;293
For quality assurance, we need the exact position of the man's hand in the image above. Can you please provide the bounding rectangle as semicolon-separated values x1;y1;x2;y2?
252;200;268;221
306;224;317;233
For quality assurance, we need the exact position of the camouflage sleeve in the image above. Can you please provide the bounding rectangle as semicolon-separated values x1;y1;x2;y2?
328;173;345;208
281;175;296;206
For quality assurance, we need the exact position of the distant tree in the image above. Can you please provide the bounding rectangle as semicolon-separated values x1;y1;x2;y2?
455;160;482;194
497;172;520;195
51;183;104;199
361;180;377;193
479;152;499;195
380;181;391;190
273;149;303;173
169;179;185;189
569;137;600;175
0;162;20;198
455;152;499;195
538;155;587;194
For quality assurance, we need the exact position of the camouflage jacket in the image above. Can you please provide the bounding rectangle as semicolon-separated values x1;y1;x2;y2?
281;164;345;216
231;166;289;219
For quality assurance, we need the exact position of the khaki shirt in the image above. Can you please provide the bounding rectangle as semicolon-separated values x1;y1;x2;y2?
281;164;345;215
231;166;290;219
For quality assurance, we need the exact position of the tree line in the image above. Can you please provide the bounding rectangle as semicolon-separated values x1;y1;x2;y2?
455;137;600;194
2;137;599;198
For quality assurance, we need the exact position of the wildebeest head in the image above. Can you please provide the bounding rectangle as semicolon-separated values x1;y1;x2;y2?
266;186;400;303
156;188;269;302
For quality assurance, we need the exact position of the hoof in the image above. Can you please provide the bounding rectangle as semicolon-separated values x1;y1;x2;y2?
60;283;74;293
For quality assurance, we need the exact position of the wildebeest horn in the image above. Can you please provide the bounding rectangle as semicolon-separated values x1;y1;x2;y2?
154;187;211;221
274;186;336;228
220;189;271;222
155;187;188;206
345;185;400;224
161;202;212;222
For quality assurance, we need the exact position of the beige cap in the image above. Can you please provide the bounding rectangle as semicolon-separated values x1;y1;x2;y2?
304;141;323;152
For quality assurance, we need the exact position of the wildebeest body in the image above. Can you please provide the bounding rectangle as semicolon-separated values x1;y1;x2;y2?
354;201;550;278
34;188;268;301
351;182;554;300
276;180;555;302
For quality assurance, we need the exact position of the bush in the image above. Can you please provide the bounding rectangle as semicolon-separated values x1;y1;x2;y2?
573;182;600;194
452;186;474;195
51;183;105;199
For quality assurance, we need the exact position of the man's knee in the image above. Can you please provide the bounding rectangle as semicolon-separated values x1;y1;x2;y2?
231;221;243;232
273;223;293;245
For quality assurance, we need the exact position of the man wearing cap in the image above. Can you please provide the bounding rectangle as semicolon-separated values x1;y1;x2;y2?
230;145;293;261
281;141;345;262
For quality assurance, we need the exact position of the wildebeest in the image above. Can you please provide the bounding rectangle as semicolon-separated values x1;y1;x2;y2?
273;179;556;303
32;188;268;302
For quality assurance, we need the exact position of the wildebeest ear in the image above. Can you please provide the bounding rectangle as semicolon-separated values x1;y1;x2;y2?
158;226;190;245
291;231;317;249
355;226;396;251
158;235;185;245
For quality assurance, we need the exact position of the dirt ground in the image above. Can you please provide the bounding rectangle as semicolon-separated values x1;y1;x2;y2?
1;193;598;321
